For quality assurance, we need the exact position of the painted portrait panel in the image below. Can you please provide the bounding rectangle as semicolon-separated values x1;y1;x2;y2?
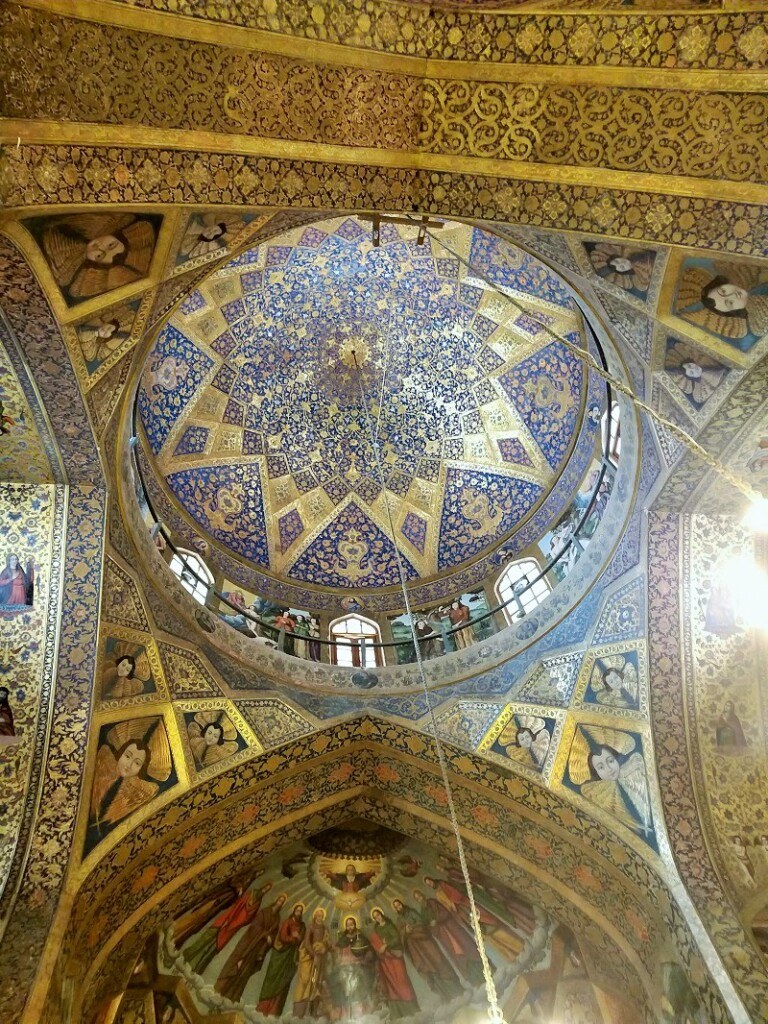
0;685;20;748
26;212;162;307
184;708;247;772
488;712;555;773
74;300;140;378
584;241;656;301
0;552;34;611
584;651;640;711
101;636;157;702
175;212;253;269
85;715;176;855
564;725;656;849
673;256;768;354
662;336;731;413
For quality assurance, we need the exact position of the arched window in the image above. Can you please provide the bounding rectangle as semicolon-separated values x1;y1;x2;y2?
329;614;383;668
602;402;621;465
169;549;213;606
496;558;551;624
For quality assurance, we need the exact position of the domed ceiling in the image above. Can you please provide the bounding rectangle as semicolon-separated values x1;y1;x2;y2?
138;217;597;599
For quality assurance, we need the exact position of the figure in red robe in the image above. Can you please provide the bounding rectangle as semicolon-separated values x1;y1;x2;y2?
183;882;273;975
369;908;419;1018
413;889;484;985
0;554;32;607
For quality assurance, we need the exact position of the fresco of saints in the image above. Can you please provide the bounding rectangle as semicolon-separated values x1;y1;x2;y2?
587;654;640;710
675;259;768;352
215;893;287;1003
663;339;727;411
35;213;158;305
391;898;462;1000
586;242;655;298
187;710;240;770
329;916;376;1019
86;717;173;852
369;907;419;1016
183;881;273;975
256;903;306;1016
0;553;34;608
495;714;551;771
293;907;333;1019
101;640;153;700
567;726;653;841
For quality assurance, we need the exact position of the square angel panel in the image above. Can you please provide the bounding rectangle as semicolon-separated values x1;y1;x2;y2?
85;714;177;857
177;702;257;779
478;703;565;780
574;642;648;720
561;722;657;851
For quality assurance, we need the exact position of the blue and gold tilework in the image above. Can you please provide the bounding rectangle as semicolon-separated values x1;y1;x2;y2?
138;217;594;593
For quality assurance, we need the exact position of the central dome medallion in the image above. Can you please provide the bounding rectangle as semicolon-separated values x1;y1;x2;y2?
138;217;593;599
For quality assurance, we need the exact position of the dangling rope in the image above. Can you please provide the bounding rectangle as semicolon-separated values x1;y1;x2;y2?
351;350;505;1024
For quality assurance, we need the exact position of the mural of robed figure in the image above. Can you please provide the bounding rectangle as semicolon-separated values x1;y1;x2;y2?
391;897;462;1000
215;893;287;1003
183;882;273;975
256;902;306;1016
330;916;376;1018
293;907;332;1019
369;907;420;1018
412;889;484;986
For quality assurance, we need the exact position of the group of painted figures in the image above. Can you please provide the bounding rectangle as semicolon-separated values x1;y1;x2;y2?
179;867;532;1019
219;593;322;659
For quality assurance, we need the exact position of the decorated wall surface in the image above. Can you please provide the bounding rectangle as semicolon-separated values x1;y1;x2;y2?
152;824;642;1023
2;2;768;1024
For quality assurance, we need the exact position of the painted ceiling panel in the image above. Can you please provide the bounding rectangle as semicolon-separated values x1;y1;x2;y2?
138;217;595;596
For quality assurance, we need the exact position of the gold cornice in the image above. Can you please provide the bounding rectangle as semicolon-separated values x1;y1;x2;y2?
9;0;768;91
4;119;768;207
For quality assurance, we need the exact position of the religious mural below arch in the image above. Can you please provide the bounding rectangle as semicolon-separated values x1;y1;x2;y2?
161;823;639;1023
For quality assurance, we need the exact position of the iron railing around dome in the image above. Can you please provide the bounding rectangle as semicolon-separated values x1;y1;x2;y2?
130;313;616;671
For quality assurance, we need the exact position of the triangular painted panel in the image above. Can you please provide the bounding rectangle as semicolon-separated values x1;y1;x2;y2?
438;468;542;570
288;500;418;588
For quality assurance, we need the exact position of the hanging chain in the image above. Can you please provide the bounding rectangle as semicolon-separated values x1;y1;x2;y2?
352;351;505;1024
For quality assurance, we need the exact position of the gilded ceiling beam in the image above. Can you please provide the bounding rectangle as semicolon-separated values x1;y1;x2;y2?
2;144;767;258
15;0;768;69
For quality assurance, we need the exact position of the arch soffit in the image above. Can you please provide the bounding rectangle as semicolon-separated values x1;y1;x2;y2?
63;718;730;1022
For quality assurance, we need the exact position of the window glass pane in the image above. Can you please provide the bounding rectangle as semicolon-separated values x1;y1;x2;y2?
496;558;550;625
169;550;212;606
